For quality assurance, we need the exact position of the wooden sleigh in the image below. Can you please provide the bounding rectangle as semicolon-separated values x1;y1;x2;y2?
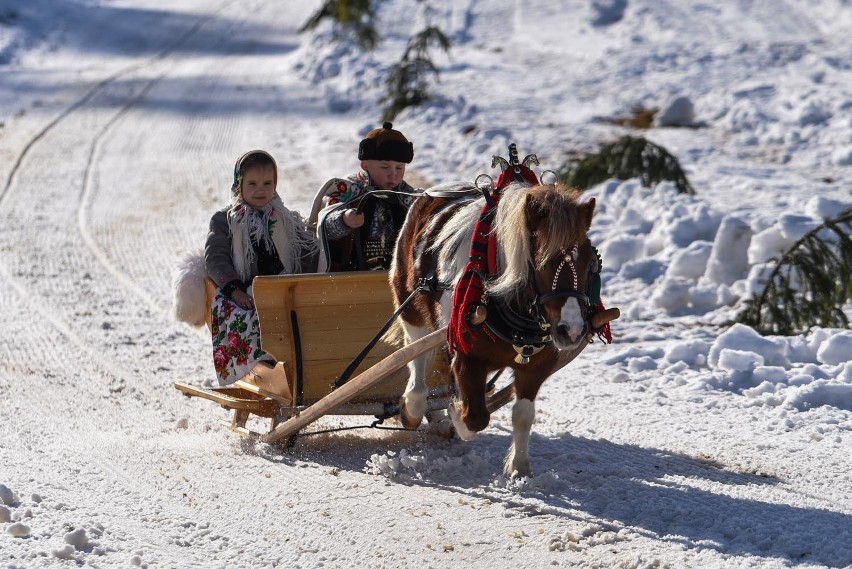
174;270;528;446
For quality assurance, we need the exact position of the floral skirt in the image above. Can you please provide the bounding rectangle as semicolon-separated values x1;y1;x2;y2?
209;287;270;386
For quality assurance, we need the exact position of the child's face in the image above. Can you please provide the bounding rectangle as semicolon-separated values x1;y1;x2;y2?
361;160;406;191
240;164;276;209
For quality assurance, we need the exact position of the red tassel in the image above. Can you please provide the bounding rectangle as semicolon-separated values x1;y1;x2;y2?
597;299;613;344
447;165;540;354
448;270;483;355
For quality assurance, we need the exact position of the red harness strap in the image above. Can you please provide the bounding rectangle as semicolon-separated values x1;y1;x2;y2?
447;199;497;355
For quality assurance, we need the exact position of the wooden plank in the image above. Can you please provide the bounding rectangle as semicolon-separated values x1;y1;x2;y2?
297;335;399;358
204;279;216;331
260;330;398;365
254;273;398;388
253;272;391;308
290;289;392;307
258;304;391;326
261;326;448;444
254;272;451;412
300;368;411;403
174;382;279;416
260;314;394;346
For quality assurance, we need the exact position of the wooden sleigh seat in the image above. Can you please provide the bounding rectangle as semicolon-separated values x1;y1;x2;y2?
253;271;449;405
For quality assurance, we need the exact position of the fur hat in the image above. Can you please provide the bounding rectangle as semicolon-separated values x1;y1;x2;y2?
358;122;414;163
231;150;277;195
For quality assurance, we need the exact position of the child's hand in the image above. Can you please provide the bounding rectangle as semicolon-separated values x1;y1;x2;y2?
343;208;365;229
231;289;254;310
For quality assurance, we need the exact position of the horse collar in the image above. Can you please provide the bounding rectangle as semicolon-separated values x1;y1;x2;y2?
483;294;553;364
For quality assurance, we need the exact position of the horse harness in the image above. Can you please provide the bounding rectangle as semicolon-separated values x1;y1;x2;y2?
479;243;599;364
446;180;600;363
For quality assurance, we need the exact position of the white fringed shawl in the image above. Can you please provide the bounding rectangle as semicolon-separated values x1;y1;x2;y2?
228;193;317;281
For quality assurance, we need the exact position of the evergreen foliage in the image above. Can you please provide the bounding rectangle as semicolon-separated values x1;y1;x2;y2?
381;25;450;121
300;0;379;50
561;135;694;195
737;208;852;335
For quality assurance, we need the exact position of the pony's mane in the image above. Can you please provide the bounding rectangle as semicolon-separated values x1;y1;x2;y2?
490;183;586;298
432;182;588;298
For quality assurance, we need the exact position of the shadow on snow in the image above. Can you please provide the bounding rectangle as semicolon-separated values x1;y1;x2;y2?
262;427;851;567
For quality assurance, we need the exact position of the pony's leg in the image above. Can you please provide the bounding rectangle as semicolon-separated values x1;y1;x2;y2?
504;361;552;477
399;323;431;429
504;398;535;478
447;355;489;440
424;350;454;438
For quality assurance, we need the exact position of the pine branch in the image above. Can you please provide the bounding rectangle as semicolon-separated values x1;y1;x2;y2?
737;208;852;335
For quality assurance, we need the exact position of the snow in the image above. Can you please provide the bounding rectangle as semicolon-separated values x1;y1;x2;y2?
1;0;851;567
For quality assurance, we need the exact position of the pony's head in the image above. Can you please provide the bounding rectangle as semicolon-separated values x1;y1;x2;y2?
490;183;597;349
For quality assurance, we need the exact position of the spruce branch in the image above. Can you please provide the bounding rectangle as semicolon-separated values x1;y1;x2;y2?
381;25;450;121
737;208;852;335
300;0;379;50
561;135;694;195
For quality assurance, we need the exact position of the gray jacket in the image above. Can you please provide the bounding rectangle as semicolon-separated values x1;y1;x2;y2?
205;207;320;293
205;207;243;290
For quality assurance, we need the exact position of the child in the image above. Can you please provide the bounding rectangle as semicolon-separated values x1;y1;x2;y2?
314;122;419;271
205;150;318;386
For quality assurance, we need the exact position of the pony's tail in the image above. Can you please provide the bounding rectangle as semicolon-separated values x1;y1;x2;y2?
170;249;208;327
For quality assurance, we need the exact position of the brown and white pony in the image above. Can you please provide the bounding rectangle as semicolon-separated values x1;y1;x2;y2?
390;179;614;477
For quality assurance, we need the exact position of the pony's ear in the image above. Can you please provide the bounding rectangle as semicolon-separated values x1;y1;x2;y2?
579;197;596;232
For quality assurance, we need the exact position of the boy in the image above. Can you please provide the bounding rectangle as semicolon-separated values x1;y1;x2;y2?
315;122;419;271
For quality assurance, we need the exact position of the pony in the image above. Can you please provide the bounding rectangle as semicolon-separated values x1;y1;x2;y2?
390;166;618;478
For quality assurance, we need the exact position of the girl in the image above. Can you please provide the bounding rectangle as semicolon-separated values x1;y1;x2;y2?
205;150;317;386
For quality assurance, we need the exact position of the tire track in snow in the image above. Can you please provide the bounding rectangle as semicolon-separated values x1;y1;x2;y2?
0;2;236;380
75;1;245;315
0;1;234;210
79;4;343;317
0;9;242;522
0;8;332;557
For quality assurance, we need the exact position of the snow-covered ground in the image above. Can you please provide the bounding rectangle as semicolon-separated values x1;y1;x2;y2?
1;0;851;567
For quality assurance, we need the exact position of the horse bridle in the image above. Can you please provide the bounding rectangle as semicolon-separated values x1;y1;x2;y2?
536;244;593;309
482;242;597;364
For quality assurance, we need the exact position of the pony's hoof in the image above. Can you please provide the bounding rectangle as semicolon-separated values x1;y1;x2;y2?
399;402;423;430
425;410;455;439
448;400;477;441
398;391;426;430
505;465;533;479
